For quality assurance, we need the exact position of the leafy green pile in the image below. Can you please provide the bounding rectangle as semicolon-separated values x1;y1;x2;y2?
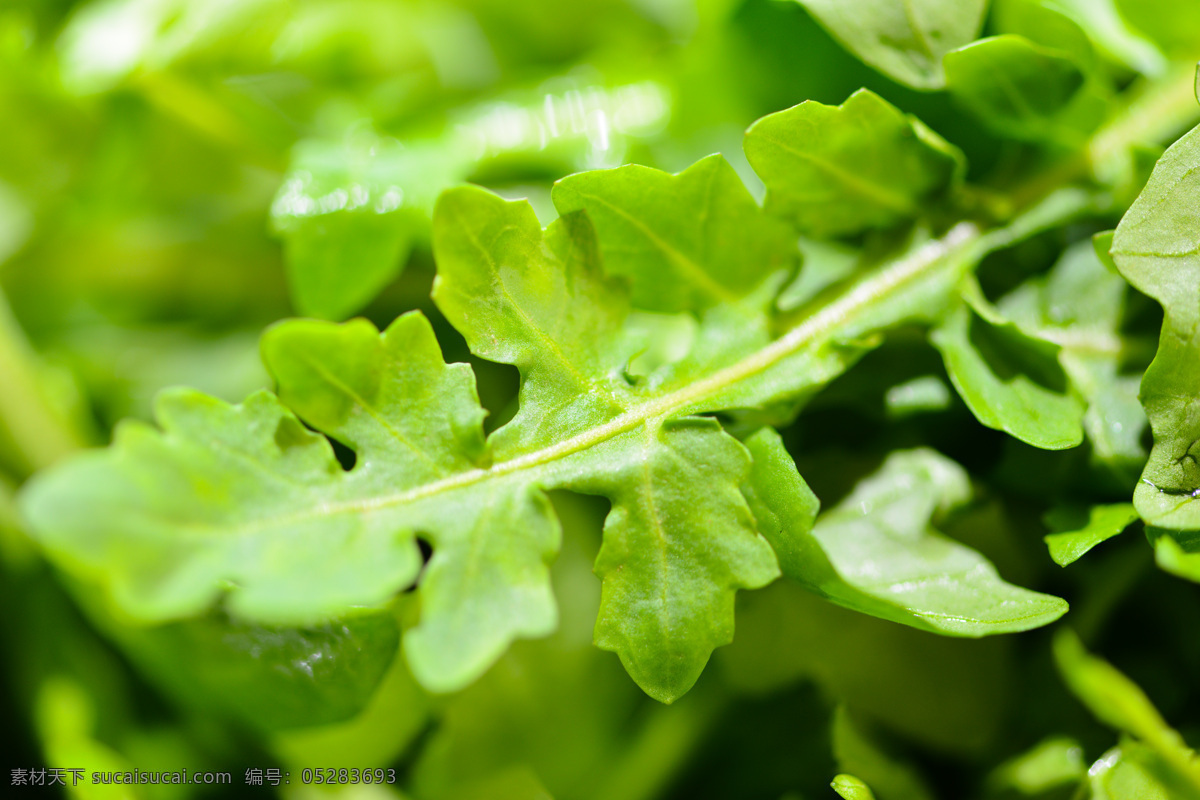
5;0;1200;798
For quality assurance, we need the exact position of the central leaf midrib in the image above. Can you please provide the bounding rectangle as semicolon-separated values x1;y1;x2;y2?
759;133;920;215
241;222;982;532
574;190;741;305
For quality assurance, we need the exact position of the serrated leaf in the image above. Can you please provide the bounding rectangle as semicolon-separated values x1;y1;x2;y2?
550;155;797;313
931;299;1085;450
793;0;987;90
22;387;427;623
21;164;1066;702
566;420;779;703
744;89;962;238
944;35;1096;145
431;187;632;454
743;437;1068;635
1111;125;1200;529
1044;503;1138;566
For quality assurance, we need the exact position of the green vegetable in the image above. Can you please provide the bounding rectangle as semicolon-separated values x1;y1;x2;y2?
1112;124;1200;530
744;89;962;237
6;1;1200;797
1044;503;1138;565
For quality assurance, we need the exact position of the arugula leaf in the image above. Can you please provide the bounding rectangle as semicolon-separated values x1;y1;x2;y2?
792;0;988;89
999;238;1147;475
744;89;962;238
1111;124;1200;529
943;35;1093;145
777;238;861;312
551;155;796;313
1044;503;1138;566
19;106;1091;704
271;134;465;320
744;435;1067;635
931;288;1085;451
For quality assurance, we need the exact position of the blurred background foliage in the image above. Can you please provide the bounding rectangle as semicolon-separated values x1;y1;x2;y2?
1;0;1199;798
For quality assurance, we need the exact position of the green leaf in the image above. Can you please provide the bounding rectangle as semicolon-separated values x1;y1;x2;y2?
992;0;1096;68
931;295;1085;451
1044;503;1138;566
1054;630;1200;798
1089;746;1176;800
883;375;953;418
1148;530;1200;585
997;238;1146;472
944;35;1094;145
985;737;1087;795
744;438;1067;635
793;0;988;89
271;134;468;320
431;188;632;454
100;609;401;732
21;168;1077;703
832;708;934;800
550;155;797;313
1111;124;1200;529
744;89;962;238
832;774;878;800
